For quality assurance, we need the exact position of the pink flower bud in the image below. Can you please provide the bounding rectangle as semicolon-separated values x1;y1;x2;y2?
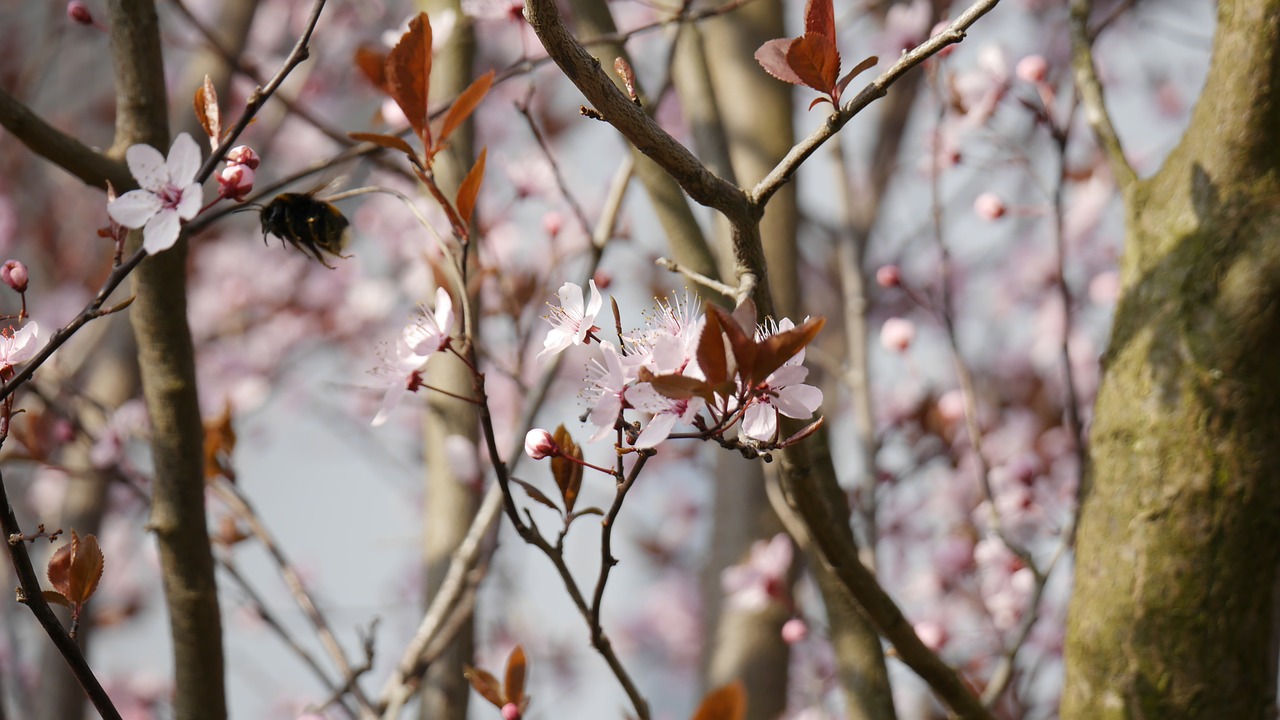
524;429;559;460
936;389;965;424
915;620;948;651
781;618;808;645
875;265;901;288
2;260;28;293
218;164;255;201
501;703;521;720
973;192;1006;221
224;145;260;170
592;270;612;291
1015;55;1049;84
542;211;563;238
880;317;915;353
67;0;94;25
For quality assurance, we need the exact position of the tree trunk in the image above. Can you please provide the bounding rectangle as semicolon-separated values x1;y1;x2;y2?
1063;2;1280;717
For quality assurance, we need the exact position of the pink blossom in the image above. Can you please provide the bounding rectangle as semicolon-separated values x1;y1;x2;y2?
914;620;948;651
0;321;39;372
740;318;823;442
501;703;521;720
875;264;901;288
107;133;204;254
974;192;1006;220
1016;55;1049;84
224;145;259;169
67;0;93;25
584;342;631;441
217;164;254;201
880;317;915;353
2;260;28;293
781;617;809;644
371;288;454;426
627;383;705;448
721;533;793;610
538;280;602;361
524;428;559;460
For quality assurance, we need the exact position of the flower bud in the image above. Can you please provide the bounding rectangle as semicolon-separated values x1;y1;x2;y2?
875;265;901;288
524;428;559;460
542;211;563;238
2;260;29;293
781;618;808;645
973;192;1006;221
1016;55;1049;84
67;0;94;25
224;145;260;170
501;703;521;720
218;164;255;201
880;317;915;353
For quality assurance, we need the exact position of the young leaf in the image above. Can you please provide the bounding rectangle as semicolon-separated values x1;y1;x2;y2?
504;644;527;707
786;34;840;95
68;533;104;604
781;416;825;447
708;304;756;384
751;316;826;386
696;306;729;387
385;12;433;142
354;45;389;93
456;147;487;224
349;132;418;157
463;665;505;708
755;38;804;86
836;55;879;100
550;424;583;514
511;478;561;514
42;590;70;608
193;75;220;147
438;69;495;151
646;373;714;403
690;680;746;720
803;0;835;40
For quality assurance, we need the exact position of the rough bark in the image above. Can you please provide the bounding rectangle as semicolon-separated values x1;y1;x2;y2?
106;0;227;717
1063;2;1280;718
419;2;480;717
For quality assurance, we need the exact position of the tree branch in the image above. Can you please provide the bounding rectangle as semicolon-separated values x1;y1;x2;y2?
0;88;132;191
1069;0;1137;191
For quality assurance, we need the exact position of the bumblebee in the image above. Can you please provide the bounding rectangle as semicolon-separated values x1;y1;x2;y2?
259;192;351;269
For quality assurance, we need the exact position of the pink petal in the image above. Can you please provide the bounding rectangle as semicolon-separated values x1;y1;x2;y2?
556;282;584;317
433;286;454;332
584;278;603;317
175;183;204;220
742;403;777;441
142;210;180;254
372;383;409;427
166;133;203;186
125;143;169;192
107;191;161;228
634;413;677;449
775;384;822;418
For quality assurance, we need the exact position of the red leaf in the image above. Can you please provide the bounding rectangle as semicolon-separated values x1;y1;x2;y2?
437;70;495;153
463;666;505;708
349;132;418;157
751;316;826;387
46;542;72;598
786;34;841;95
754;38;804;86
646;373;714;404
455;147;487;224
354;45;389;93
691;681;746;720
707;305;756;385
193;76;220;146
511;478;561;513
696;305;729;386
42;590;70;608
803;0;834;39
69;534;104;604
781;416;825;447
385;12;433;143
550;424;582;515
836;55;879;100
505;645;527;707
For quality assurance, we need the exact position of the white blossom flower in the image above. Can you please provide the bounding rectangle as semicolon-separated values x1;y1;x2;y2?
740;318;823;441
538;280;602;361
584;341;631;441
371;288;454;426
0;321;38;373
107;133;204;254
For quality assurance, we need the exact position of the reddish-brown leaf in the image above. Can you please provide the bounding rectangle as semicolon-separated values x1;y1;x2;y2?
349;132;418;157
42;590;70;608
203;401;236;481
696;305;729;387
511;478;561;513
786;34;841;95
690;680;746;720
504;644;527;707
193;75;220;146
385;12;433;142
836;55;879;100
751;316;826;387
354;45;389;93
463;665;505;708
803;0;835;40
708;305;756;385
646;373;714;403
68;534;104;604
438;70;495;151
46;538;73;598
614;57;639;102
754;38;804;86
550;425;583;515
455;146;487;224
781;416;825;447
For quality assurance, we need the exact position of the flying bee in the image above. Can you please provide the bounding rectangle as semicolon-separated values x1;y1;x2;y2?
258;191;351;269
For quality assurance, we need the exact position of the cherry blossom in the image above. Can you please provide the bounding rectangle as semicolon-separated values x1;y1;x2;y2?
371;287;454;426
0;321;39;374
106;133;204;255
627;383;705;449
537;280;602;361
523;428;558;460
740;319;823;442
584;341;631;441
721;533;793;610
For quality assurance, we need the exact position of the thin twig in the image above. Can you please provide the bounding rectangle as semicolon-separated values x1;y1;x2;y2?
1069;0;1137;191
655;257;737;298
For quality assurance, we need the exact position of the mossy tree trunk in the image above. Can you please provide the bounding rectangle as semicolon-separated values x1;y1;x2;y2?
1063;2;1280;718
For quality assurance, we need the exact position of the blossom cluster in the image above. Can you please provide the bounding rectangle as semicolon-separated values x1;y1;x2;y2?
534;282;824;451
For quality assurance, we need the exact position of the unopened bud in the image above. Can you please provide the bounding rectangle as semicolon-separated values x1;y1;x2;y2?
973;192;1006;221
501;703;521;720
880;317;915;353
224;145;260;169
781;618;808;644
218;164;255;201
1016;55;1049;84
2;260;29;294
67;0;94;25
875;265;901;288
524;428;559;460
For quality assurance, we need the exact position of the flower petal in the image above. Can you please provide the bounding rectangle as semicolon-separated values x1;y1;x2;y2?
634;412;677;449
372;382;409;427
166;133;203;186
433;286;454;332
556;282;584;316
125;143;169;192
742;403;777;441
775;384;822;418
142;210;181;254
175;182;204;220
107;191;162;228
584;278;603;317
